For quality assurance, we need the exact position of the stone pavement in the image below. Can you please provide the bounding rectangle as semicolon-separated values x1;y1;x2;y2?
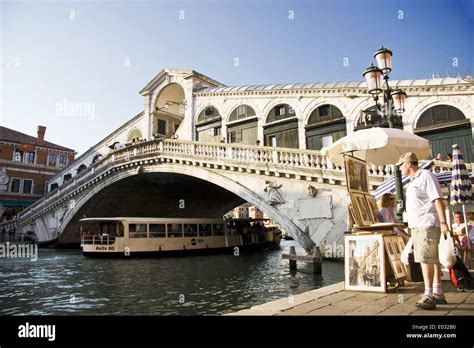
227;281;474;316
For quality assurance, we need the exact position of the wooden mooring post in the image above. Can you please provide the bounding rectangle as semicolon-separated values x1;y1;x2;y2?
282;246;322;274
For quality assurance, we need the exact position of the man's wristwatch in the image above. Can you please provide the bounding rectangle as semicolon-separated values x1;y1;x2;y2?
440;222;448;225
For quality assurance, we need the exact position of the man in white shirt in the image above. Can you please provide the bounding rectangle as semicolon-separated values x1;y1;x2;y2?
396;152;448;310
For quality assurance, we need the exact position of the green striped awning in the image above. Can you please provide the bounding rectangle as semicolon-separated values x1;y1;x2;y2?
0;200;34;208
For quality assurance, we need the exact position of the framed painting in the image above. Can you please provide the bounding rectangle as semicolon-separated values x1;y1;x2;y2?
348;204;357;227
345;234;386;292
344;155;369;194
384;237;397;261
350;192;373;226
365;194;380;223
383;235;407;280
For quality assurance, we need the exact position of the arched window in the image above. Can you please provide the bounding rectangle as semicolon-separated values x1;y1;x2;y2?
227;105;258;145
416;105;466;130
414;105;472;162
196;106;222;143
229;105;256;122
266;104;296;123
307;105;343;125
76;164;87;173
306;105;346;151
127;128;143;142
264;104;299;148
92;154;102;163
197;106;221;124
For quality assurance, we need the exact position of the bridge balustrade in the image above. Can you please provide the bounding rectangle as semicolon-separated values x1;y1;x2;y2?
14;138;470;226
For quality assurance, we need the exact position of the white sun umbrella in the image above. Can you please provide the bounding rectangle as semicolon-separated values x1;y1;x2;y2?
321;127;431;166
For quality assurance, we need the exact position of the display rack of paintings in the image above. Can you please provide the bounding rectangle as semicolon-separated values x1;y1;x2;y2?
343;154;407;292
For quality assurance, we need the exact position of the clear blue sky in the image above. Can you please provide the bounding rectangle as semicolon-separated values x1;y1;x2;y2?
1;0;473;155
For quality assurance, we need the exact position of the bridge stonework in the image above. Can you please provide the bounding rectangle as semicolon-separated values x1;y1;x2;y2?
16;139;392;253
11;69;474;255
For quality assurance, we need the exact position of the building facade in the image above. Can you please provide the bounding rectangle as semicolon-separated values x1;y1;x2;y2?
45;69;474;191
0;126;75;222
229;203;265;219
249;205;264;220
191;76;474;162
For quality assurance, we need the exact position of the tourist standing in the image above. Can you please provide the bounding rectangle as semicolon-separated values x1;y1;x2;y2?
396;152;448;310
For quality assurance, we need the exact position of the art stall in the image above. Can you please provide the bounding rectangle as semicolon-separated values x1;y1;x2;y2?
321;127;432;293
343;154;407;293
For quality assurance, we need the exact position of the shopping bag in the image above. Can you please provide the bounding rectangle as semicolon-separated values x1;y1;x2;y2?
401;237;413;265
438;232;457;269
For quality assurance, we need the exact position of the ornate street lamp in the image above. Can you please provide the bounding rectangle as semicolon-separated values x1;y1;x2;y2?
363;46;408;221
363;47;407;129
374;46;392;74
391;89;407;114
362;64;383;95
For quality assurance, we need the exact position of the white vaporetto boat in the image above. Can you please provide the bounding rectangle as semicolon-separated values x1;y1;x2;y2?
80;217;281;257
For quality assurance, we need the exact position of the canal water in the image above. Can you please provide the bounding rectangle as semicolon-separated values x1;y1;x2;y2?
0;240;343;315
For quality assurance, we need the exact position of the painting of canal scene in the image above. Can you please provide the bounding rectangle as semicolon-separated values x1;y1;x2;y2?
344;155;369;194
345;234;386;293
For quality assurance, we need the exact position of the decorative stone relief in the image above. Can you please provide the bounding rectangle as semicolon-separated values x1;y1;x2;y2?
307;185;318;197
264;180;284;205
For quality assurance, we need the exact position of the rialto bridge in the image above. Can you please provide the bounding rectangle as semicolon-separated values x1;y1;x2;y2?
13;69;474;252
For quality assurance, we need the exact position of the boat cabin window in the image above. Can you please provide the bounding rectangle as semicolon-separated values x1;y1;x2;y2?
81;221;121;237
184;224;198;237
149;224;166;238
129;223;147;238
213;223;224;236
199;224;212;236
102;222;116;235
167;224;183;238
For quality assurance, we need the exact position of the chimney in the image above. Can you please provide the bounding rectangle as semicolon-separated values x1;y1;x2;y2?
37;126;46;145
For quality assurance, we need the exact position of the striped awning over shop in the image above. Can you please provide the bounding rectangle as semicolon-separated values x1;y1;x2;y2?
371;160;474;202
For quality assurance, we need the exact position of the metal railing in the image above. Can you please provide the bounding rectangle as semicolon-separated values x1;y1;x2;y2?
81;235;116;245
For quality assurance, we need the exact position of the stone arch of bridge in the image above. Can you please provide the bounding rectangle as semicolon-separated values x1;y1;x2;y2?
58;163;315;251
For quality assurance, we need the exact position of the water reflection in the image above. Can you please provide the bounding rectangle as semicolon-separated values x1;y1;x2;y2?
0;240;343;315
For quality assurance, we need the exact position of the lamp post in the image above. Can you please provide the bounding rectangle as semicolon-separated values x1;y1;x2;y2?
363;46;407;221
